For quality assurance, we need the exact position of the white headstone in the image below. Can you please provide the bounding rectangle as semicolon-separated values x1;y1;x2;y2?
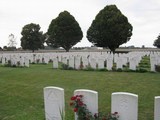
150;55;157;72
53;58;59;69
69;56;75;69
62;57;68;65
90;58;97;69
75;56;81;69
112;92;138;120
74;89;98;120
154;96;160;120
44;57;49;64
106;58;113;70
20;56;24;67
10;57;16;66
82;57;89;69
24;57;29;67
44;87;65;120
129;57;136;70
116;57;123;69
2;57;6;65
98;58;104;69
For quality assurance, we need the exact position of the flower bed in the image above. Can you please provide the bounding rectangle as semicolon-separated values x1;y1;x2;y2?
70;95;119;120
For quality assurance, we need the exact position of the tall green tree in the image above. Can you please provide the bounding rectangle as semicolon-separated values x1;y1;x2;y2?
87;5;133;53
153;34;160;48
47;11;83;52
21;23;45;52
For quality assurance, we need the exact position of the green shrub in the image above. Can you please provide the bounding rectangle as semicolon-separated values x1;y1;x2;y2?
61;63;74;70
112;66;116;71
117;68;123;72
136;68;148;73
84;66;95;71
61;64;69;70
155;65;160;72
98;68;108;72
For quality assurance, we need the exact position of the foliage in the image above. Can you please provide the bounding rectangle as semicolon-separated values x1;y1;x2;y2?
116;68;123;72
61;63;74;70
87;5;133;53
153;34;160;48
47;11;83;52
20;23;45;52
3;46;8;50
136;68;148;73
70;95;119;120
84;65;95;71
98;68;108;72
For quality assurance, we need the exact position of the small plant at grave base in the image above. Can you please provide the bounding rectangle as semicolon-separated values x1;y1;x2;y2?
84;64;95;71
79;61;84;70
70;95;119;120
98;68;108;72
17;61;20;67
155;65;160;72
116;68;123;72
36;59;40;63
61;63;74;70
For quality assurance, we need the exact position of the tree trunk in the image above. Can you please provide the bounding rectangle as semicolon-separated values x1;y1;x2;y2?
109;47;116;54
65;47;70;52
66;49;69;52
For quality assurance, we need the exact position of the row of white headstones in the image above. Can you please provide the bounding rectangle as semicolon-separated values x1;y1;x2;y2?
44;86;160;120
0;51;160;71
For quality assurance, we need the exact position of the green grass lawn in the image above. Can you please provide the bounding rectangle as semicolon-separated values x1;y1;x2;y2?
0;63;160;120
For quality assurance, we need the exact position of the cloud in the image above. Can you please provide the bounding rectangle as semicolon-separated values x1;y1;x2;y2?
0;0;160;47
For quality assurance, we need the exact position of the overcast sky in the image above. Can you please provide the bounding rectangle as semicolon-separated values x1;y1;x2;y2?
0;0;160;48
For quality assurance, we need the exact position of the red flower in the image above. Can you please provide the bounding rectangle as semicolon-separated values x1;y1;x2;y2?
74;108;78;112
78;101;83;106
70;102;73;106
94;113;98;118
79;95;83;98
114;112;118;114
71;96;76;100
76;97;81;101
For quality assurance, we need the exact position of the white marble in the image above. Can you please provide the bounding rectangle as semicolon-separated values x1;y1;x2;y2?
97;58;104;69
44;86;65;120
53;57;59;69
75;56;81;69
129;57;136;70
69;56;75;69
154;96;160;120
106;58;113;70
90;58;97;69
82;57;89;69
116;57;123;69
24;57;29;67
112;92;138;120
150;55;157;72
74;89;98;120
2;57;6;65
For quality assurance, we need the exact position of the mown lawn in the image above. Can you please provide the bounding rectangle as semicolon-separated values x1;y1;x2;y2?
0;63;160;120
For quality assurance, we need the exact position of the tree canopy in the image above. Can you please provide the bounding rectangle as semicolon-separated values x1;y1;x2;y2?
20;23;45;52
87;5;133;53
47;11;83;52
153;34;160;48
